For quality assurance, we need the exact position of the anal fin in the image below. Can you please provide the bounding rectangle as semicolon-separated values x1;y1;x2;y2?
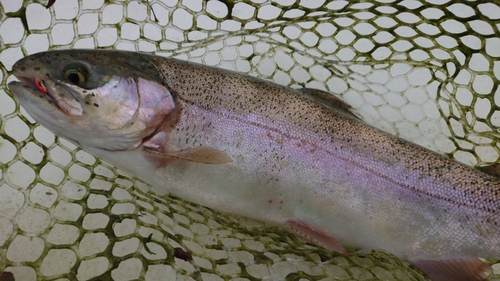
411;257;492;281
285;219;346;253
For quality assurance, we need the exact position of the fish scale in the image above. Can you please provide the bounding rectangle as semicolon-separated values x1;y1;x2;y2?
8;49;500;281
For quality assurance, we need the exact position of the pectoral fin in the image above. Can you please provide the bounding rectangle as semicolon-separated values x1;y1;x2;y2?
411;257;491;281
143;146;232;165
285;219;346;254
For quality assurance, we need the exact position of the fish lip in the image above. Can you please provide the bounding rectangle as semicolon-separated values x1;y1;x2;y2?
13;75;52;100
12;75;75;115
16;75;56;98
15;75;37;89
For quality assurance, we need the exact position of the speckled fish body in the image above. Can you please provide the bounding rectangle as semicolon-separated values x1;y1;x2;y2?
8;50;500;281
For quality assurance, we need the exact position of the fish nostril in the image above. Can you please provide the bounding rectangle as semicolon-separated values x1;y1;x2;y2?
12;60;27;72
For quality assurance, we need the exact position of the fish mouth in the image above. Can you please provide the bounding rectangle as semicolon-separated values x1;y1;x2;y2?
13;75;62;110
12;75;85;117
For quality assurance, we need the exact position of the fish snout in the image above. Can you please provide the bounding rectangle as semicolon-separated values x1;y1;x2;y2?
11;52;48;78
11;58;27;76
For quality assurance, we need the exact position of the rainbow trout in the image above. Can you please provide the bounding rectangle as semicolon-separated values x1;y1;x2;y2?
8;50;500;281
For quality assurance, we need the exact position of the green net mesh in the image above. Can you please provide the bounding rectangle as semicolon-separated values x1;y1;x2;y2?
1;0;500;280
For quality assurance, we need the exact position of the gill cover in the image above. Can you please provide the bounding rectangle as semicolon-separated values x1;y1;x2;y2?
59;74;175;150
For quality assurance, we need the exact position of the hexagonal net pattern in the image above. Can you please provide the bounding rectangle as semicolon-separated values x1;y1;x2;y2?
0;0;500;280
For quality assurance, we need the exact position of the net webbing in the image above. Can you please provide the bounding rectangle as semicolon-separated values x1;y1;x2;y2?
1;0;500;280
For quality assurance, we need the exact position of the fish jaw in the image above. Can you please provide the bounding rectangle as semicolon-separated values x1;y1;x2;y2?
8;50;176;150
7;81;81;140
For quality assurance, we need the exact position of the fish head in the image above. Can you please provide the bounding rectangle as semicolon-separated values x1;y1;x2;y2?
8;50;175;150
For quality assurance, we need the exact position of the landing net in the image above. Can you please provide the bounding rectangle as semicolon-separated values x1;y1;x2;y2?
1;0;500;280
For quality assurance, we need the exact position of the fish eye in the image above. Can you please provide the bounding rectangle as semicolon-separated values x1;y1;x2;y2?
63;62;88;86
65;70;85;85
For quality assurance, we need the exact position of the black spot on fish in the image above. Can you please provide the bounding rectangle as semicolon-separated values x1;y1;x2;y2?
82;90;87;93
85;101;89;105
93;103;99;107
20;66;26;71
34;66;40;71
91;93;95;97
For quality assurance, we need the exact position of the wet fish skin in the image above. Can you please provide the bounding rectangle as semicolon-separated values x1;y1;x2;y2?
8;50;500;281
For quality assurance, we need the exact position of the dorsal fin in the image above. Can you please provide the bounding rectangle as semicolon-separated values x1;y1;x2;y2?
298;88;358;118
478;163;500;177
